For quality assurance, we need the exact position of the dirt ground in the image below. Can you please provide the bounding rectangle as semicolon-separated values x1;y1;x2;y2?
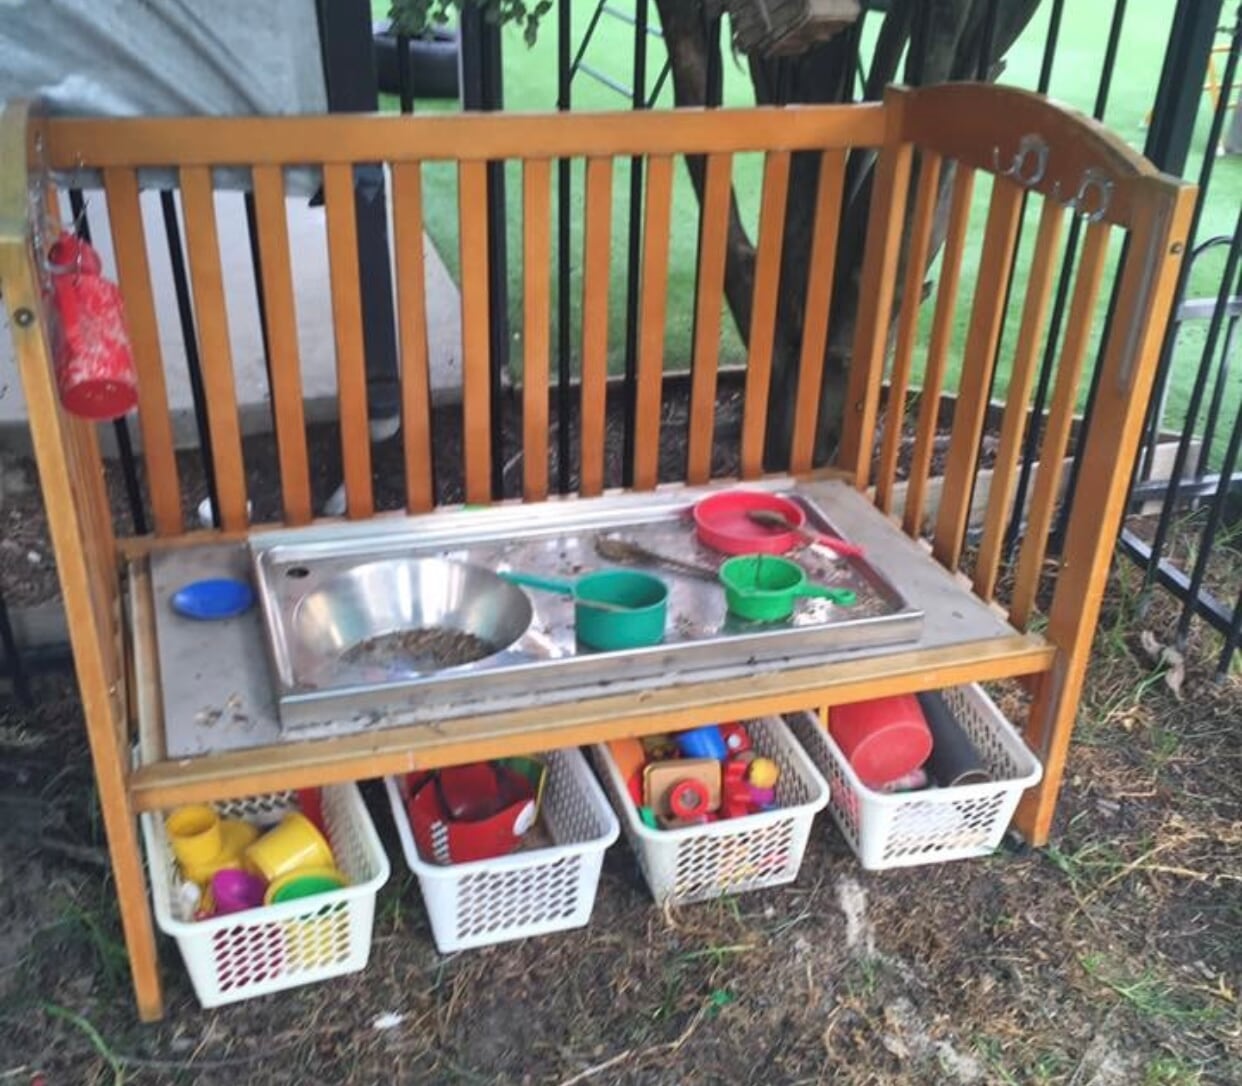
0;396;1239;1084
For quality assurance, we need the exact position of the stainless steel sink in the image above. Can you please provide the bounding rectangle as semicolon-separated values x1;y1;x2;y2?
250;485;924;731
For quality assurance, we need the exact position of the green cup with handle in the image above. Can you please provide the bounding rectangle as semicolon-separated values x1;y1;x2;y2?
719;554;856;622
501;569;668;650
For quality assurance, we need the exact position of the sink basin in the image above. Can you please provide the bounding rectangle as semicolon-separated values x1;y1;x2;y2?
291;557;533;678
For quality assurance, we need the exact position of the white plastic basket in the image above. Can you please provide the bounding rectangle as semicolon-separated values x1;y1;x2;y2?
787;684;1043;870
385;747;619;953
592;716;830;905
142;784;390;1008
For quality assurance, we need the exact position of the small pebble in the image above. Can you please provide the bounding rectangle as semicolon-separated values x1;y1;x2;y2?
26;550;41;564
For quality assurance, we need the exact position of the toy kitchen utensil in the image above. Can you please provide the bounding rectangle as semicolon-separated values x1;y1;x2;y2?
743;508;866;560
593;535;719;581
829;693;934;789
693;490;864;559
719;554;856;622
501;569;668;651
171;578;256;621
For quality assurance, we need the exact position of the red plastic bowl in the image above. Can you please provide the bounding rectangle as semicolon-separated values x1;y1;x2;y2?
828;694;933;789
693;490;865;559
693;491;809;555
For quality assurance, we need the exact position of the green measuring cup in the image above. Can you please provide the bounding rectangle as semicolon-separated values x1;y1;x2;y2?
719;554;856;622
500;569;668;650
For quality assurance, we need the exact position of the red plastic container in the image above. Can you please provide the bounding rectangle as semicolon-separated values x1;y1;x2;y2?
828;694;933;788
46;234;138;421
405;773;537;865
693;490;863;558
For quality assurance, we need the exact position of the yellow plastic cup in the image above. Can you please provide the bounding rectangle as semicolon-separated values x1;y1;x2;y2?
180;819;259;887
166;805;222;869
244;812;334;882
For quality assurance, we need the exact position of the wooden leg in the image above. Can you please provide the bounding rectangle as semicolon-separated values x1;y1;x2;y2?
103;793;165;1021
1012;664;1073;847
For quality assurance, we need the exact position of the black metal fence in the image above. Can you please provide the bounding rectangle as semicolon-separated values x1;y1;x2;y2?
3;0;1239;699
550;0;1242;677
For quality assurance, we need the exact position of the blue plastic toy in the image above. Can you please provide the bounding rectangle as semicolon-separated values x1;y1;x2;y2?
171;578;255;621
676;724;728;760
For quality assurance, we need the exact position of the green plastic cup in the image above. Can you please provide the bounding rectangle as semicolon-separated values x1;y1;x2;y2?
719;554;856;622
501;569;668;650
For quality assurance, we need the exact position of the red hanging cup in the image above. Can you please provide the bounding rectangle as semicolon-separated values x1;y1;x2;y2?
46;234;139;421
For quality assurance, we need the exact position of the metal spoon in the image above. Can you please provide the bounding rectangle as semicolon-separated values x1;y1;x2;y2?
593;535;719;581
744;509;866;559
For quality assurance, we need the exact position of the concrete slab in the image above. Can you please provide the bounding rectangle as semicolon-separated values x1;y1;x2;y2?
0;183;463;453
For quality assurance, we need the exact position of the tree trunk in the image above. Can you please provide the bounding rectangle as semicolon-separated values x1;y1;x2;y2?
652;0;758;341
654;0;1043;468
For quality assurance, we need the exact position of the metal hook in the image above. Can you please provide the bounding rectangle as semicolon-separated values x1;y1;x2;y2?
990;133;1048;188
1052;167;1113;223
1074;168;1113;223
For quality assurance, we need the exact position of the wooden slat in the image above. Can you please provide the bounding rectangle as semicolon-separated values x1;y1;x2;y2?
1014;181;1195;846
392;162;435;512
579;156;613;497
102;168;182;535
129;561;167;764
931;175;1025;569
739;150;792;479
458;160;492;504
521;159;552;501
0;242;164;1020
1009;220;1112;628
251;165;311;525
838;96;914;487
973;197;1065;600
42;183;62;235
68;419;117;657
130;634;1054;809
632;155;674;490
902;165;975;537
323;162;374;518
790;149;847;473
179;166;248;531
61;421;108;661
44;106;888;169
875;151;942;511
686;153;732;484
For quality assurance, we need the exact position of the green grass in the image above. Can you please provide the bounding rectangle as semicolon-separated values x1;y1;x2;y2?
376;1;1240;461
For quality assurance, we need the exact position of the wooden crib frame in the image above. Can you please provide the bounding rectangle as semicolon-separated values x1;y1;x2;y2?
0;84;1192;1020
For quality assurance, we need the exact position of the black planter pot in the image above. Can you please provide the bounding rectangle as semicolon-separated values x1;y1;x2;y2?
372;23;460;101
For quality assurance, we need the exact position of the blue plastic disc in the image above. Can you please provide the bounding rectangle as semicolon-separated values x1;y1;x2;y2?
171;578;255;621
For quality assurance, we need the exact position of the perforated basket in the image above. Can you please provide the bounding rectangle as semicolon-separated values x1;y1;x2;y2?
142;784;390;1008
787;684;1043;870
592;717;830;905
385;747;619;953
